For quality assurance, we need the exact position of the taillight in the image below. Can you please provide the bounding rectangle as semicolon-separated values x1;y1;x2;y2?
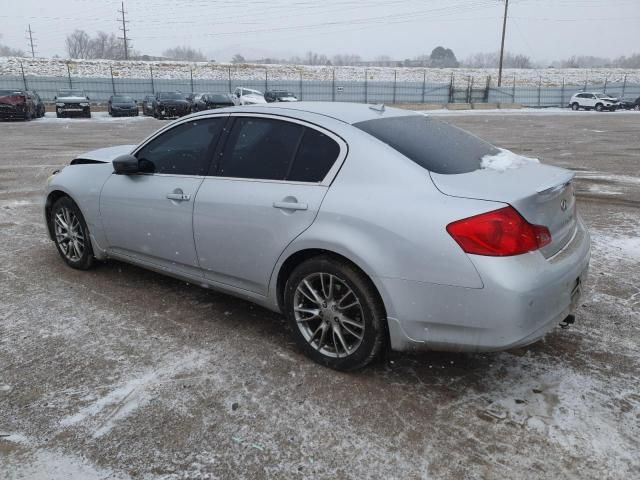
446;206;551;256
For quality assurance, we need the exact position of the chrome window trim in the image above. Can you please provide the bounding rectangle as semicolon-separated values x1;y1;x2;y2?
130;111;348;186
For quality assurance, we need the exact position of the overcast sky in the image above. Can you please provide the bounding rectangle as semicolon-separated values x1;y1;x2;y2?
2;0;639;62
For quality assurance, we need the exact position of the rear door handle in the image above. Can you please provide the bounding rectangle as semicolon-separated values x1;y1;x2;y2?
167;193;191;201
273;201;308;211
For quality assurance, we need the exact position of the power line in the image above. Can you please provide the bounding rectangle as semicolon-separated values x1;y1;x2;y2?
117;1;131;60
26;24;37;58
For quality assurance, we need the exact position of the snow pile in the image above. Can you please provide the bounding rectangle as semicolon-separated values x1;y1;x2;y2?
480;148;540;172
1;56;639;86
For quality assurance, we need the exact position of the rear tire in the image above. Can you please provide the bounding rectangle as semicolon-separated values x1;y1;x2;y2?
571;102;579;111
283;256;386;371
51;197;95;270
635;105;640;111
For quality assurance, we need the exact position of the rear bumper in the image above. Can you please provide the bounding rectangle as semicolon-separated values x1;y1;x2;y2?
383;216;591;352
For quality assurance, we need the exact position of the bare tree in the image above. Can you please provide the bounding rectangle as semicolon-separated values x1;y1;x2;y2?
91;31;125;60
163;46;206;62
231;53;246;64
464;51;532;68
0;34;25;56
66;30;92;59
331;54;361;66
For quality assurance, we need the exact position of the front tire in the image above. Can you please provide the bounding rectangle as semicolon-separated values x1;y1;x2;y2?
51;197;95;270
634;105;640;111
595;103;603;112
284;256;386;371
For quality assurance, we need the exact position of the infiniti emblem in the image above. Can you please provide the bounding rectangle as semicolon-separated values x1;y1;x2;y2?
560;199;568;211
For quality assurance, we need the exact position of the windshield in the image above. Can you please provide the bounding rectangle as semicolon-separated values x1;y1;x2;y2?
0;90;23;96
595;93;614;99
158;92;185;100
58;90;84;97
276;91;295;97
112;96;134;102
354;115;498;175
242;89;262;96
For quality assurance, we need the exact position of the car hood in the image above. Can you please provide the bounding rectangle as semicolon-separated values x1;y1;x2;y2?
57;96;89;102
0;94;24;105
73;144;136;163
277;97;298;102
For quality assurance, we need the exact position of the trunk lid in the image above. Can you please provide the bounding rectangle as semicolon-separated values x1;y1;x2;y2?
431;161;577;258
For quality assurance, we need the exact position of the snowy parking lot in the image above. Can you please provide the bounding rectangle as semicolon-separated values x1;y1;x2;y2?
0;110;639;479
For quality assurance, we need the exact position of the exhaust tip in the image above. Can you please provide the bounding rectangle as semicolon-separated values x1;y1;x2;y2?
559;314;575;329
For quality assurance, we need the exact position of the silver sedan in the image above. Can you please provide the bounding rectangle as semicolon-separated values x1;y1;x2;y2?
44;102;590;370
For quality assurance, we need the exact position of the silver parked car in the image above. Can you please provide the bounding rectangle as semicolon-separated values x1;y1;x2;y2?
44;103;590;370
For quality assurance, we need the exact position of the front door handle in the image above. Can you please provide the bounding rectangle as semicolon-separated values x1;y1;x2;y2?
273;201;308;211
167;193;191;201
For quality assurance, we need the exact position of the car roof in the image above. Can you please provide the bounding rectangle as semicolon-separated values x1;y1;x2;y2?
188;101;420;125
238;101;420;125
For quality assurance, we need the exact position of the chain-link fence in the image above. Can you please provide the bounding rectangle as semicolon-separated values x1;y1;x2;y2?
2;66;639;107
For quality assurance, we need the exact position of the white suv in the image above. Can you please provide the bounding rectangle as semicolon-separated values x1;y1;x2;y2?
232;87;267;106
570;92;618;112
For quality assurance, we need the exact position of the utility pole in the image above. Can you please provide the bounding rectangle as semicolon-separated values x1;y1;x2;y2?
497;0;509;87
118;1;131;60
26;24;36;58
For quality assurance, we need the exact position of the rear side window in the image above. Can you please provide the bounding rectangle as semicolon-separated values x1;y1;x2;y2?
219;117;304;180
288;128;341;182
353;115;497;174
136;117;225;175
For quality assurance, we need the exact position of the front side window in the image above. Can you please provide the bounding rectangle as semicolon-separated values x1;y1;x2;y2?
136;117;226;175
218;117;304;180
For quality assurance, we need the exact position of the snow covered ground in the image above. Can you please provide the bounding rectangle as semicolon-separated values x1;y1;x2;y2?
2;56;639;87
0;112;638;479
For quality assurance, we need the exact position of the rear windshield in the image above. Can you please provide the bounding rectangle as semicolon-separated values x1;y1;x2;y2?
112;95;133;102
353;115;498;174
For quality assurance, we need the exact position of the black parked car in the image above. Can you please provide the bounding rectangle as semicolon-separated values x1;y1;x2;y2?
153;92;190;119
55;89;91;118
32;92;45;118
0;89;37;120
618;96;640;111
141;95;156;116
264;89;298;103
108;95;139;117
191;93;235;112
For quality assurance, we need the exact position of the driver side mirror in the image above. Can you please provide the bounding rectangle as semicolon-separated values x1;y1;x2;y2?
113;154;140;174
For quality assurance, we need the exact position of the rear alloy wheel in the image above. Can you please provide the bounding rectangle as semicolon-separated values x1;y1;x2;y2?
284;256;386;371
51;197;94;270
571;102;579;111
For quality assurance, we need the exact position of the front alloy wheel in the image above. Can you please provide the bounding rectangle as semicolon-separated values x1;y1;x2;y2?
51;197;94;269
284;256;386;370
